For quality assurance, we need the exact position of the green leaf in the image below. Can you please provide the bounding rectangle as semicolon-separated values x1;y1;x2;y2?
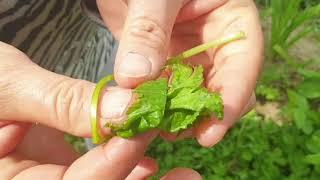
305;153;320;165
168;64;203;97
306;130;320;153
170;88;213;112
297;78;320;99
162;110;200;133
164;64;223;133
169;64;223;116
298;69;320;79
109;79;168;138
293;107;313;134
287;90;309;110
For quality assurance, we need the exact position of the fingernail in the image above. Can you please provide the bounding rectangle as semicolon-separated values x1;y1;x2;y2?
100;88;133;125
118;53;152;78
196;120;228;148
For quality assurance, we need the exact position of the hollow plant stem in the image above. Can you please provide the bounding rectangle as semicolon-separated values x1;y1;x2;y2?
167;31;246;65
91;75;114;144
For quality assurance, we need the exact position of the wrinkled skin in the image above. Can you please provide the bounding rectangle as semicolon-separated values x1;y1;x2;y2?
0;0;262;179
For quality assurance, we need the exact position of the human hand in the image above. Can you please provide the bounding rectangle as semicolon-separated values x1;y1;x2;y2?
0;42;201;180
97;0;263;147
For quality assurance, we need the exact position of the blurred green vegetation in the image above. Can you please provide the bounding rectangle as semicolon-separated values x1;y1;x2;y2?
147;110;320;179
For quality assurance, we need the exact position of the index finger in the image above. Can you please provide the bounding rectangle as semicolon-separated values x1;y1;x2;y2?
63;131;157;180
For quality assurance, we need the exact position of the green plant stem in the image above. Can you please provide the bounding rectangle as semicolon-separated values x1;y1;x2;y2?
167;31;246;65
91;75;114;144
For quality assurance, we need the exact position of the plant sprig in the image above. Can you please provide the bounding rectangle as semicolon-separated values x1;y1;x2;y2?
91;31;246;144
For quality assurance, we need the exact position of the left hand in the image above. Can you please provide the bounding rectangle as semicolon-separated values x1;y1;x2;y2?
97;0;263;147
0;42;201;180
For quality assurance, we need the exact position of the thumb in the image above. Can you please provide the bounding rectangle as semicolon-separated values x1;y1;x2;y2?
112;0;186;88
0;42;133;137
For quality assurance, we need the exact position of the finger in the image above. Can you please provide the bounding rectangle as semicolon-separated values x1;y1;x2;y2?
125;157;158;180
195;1;263;147
16;125;79;166
4;156;157;180
176;0;228;23
63;131;157;180
0;42;133;137
8;164;67;180
0;122;29;158
97;0;128;39
160;168;202;180
112;0;186;88
195;92;256;147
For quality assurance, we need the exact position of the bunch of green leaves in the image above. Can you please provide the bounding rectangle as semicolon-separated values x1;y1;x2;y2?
109;63;223;138
91;32;245;143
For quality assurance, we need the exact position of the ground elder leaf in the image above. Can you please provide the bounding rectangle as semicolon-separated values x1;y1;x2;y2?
165;64;224;133
109;79;168;138
109;64;224;137
163;110;200;133
92;31;245;142
168;64;203;97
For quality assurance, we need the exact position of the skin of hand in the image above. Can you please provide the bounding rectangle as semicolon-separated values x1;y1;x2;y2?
97;0;263;147
0;43;202;179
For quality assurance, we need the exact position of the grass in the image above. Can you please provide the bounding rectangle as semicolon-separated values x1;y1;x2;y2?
147;110;320;180
267;0;320;61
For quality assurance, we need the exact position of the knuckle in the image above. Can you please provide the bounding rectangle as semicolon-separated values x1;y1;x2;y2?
47;79;91;133
0;68;23;117
126;17;167;51
0;79;12;116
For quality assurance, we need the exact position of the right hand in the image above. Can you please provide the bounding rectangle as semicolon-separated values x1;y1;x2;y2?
97;0;262;147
